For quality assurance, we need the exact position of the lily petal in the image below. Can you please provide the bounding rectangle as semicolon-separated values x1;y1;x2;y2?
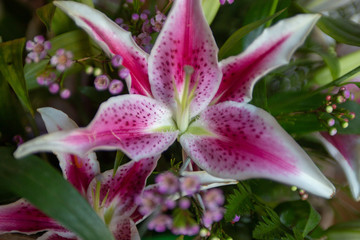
87;156;158;218
213;14;320;104
14;95;178;161
181;171;238;190
38;107;100;195
149;0;222;117
37;231;77;240
0;199;64;235
317;133;360;200
109;217;140;240
180;102;335;198
54;1;151;96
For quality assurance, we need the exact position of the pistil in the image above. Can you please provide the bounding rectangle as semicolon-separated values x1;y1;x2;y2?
174;65;197;132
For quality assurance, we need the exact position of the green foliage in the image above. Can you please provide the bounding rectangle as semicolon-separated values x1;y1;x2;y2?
36;3;57;32
275;200;321;237
218;8;285;60
325;220;360;240
201;0;221;25
224;183;254;222
0;147;114;240
310;47;340;80
253;209;286;239
0;38;33;115
317;16;360;47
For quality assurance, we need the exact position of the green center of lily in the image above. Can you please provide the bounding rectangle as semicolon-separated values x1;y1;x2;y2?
93;179;114;226
174;65;198;133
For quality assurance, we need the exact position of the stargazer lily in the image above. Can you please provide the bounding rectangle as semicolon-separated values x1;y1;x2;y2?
15;0;335;198
0;108;158;240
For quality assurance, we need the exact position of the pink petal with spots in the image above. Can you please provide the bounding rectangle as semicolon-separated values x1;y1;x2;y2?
14;95;178;161
0;199;65;235
317;133;360;200
180;102;335;198
213;14;320;104
109;217;140;240
38;107;100;196
54;1;151;96
148;0;222;117
87;156;158;218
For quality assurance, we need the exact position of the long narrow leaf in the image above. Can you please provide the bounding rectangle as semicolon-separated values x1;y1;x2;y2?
0;38;34;115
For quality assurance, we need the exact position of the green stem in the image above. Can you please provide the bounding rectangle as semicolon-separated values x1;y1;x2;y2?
265;0;279;28
273;65;360;111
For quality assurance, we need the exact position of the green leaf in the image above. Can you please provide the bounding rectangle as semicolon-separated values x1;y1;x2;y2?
325;220;360;240
275;200;321;237
224;183;253;222
0;38;34;115
36;3;56;31
312;50;360;86
201;0;221;25
0;74;25;141
218;8;285;60
0;147;114;240
268;91;326;134
276;113;325;134
311;47;340;79
253;208;285;239
51;0;94;35
317;16;360;47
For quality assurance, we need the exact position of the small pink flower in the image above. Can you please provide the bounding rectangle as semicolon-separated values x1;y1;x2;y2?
220;0;234;4
151;11;166;32
180;176;200;196
138;190;161;216
25;35;51;63
179;198;191;209
111;55;123;68
203;189;225;210
60;89;71;99
132;13;139;21
155;171;179;194
148;214;172;232
13;135;24;146
48;83;60;94
94;75;110;91
50;49;73;72
172;224;200;236
109;79;124;95
231;215;241;224
118;68;130;79
36;71;56;86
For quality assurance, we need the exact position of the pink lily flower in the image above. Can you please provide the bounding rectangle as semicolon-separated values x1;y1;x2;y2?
15;0;335;198
1;108;158;240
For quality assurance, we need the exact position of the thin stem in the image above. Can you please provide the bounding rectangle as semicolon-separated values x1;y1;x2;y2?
265;0;279;28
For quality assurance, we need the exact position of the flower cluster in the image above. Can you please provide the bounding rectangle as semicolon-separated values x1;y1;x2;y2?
25;36;73;99
319;86;356;136
138;171;225;236
25;35;51;63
